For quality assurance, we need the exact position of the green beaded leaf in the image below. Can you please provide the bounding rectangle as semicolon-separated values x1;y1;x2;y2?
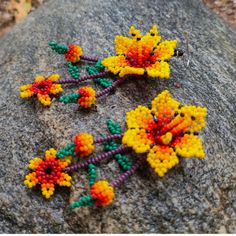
49;41;68;54
86;64;112;88
114;154;133;171
103;140;119;151
103;119;133;170
88;164;97;186
106;119;122;135
56;143;75;158
59;93;80;104
68;62;80;79
70;195;94;209
95;60;105;72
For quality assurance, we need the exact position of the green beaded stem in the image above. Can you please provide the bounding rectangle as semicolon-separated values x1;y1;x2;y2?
48;41;68;54
68;62;80;79
70;195;94;209
59;93;80;104
86;60;112;88
104;119;133;171
57;143;75;158
88;164;97;186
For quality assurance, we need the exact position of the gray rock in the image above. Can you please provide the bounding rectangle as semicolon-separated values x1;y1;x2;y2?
0;0;236;233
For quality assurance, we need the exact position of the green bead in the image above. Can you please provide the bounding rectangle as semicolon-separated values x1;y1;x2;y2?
56;143;75;158
49;41;68;54
95;60;105;72
59;93;80;104
68;62;80;79
106;119;122;134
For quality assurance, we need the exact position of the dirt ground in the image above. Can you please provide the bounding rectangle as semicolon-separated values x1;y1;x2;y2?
0;0;235;38
0;0;48;37
203;0;236;28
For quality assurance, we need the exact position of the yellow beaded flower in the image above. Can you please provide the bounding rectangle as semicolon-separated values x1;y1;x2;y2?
122;90;207;177
24;148;72;199
20;74;63;106
102;25;177;78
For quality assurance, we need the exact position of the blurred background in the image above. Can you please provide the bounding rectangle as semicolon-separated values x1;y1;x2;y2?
0;0;235;38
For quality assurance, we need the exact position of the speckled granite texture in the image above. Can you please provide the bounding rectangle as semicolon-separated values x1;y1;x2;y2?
0;0;236;233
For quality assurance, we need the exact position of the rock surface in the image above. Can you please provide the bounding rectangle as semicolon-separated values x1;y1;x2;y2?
0;0;236;233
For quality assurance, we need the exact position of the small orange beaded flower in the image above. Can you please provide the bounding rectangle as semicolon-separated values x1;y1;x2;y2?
90;180;115;206
77;86;96;108
102;25;177;78
64;44;83;63
20;74;63;106
122;90;207;177
74;132;95;157
24;148;72;199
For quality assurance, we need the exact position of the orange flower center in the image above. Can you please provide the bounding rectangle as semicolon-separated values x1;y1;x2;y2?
146;115;187;146
125;45;158;68
32;80;52;95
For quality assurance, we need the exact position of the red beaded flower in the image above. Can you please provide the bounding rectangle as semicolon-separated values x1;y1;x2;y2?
24;148;72;198
20;74;63;106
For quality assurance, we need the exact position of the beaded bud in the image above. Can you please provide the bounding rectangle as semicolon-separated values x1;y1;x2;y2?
74;132;95;157
90;180;115;206
64;44;83;63
78;86;96;108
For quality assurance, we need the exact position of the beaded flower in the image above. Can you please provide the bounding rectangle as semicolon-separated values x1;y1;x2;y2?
20;74;63;106
122;90;207;177
24;91;207;208
18;24;182;108
102;25;177;78
24;148;72;198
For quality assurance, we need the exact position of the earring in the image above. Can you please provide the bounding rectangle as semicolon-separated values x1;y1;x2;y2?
20;25;183;108
24;90;207;208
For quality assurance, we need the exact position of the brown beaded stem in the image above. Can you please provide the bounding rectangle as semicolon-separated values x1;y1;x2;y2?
96;77;125;98
64;145;130;172
110;157;144;188
94;134;123;143
56;71;110;84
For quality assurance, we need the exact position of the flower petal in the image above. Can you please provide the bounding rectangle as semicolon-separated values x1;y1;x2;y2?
20;84;33;92
154;40;177;61
122;128;152;153
58;156;72;168
50;84;63;95
119;66;145;77
20;90;34;98
146;61;170;78
178;105;207;133
48;74;60;82
24;172;39;188
115;35;133;55
34;75;45;82
41;183;55;199
141;25;162;48
126;105;153;129
37;94;51;106
45;148;57;160
56;173;72;187
173;134;205;158
147;145;179;177
102;55;127;75
151;90;180;119
28;157;43;170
